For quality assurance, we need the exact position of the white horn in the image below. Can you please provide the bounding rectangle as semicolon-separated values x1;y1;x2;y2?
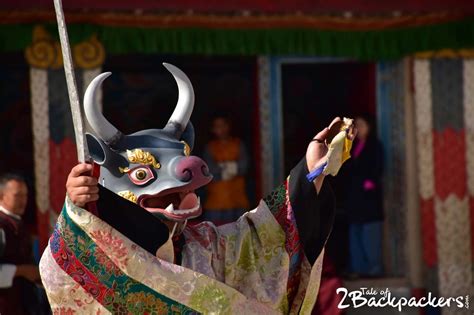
162;63;195;138
84;72;122;145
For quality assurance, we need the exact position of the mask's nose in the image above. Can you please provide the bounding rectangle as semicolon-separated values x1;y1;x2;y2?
175;156;212;184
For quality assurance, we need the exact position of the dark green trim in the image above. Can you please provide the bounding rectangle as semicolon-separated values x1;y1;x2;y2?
0;24;33;52
3;17;474;60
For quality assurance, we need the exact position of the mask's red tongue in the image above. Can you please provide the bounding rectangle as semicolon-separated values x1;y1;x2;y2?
178;193;198;209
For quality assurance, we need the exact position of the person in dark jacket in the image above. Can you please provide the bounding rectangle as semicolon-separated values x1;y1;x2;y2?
345;114;384;277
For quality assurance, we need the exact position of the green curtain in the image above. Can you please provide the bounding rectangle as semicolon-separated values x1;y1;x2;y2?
3;17;474;60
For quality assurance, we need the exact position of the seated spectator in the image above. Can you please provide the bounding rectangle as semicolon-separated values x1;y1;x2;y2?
0;173;49;315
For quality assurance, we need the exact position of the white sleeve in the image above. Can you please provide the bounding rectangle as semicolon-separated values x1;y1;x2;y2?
0;264;17;288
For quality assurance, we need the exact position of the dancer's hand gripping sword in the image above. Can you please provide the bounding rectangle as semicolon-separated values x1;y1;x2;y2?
53;0;99;213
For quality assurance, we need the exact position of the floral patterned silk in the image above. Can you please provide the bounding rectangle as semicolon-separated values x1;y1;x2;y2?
40;180;325;314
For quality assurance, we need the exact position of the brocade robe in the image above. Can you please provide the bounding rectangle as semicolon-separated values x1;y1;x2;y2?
39;158;335;314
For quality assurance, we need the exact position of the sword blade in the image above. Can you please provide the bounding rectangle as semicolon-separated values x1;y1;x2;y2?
53;0;90;163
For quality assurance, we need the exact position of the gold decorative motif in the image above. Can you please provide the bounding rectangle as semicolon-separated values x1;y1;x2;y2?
73;34;106;69
414;48;474;59
126;149;161;169
25;25;62;69
25;25;105;69
118;191;138;203
181;141;191;156
118;167;130;174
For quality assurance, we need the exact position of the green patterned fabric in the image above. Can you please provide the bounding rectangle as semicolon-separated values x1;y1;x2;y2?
263;183;287;214
3;17;474;59
55;207;197;314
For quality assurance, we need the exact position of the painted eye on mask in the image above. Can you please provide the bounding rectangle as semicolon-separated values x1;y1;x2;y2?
128;166;155;185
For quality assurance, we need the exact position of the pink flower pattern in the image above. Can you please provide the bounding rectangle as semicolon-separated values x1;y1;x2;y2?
90;230;129;268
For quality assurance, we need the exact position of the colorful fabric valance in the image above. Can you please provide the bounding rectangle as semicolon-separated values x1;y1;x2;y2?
1;15;474;60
